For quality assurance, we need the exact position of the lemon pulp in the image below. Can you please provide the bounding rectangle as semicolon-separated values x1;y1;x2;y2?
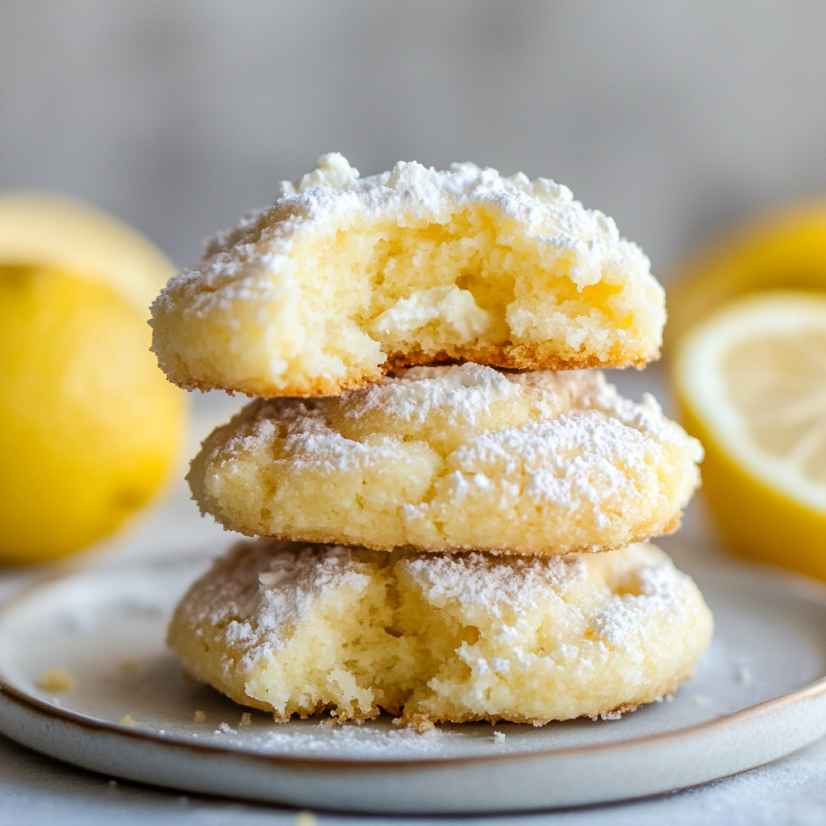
673;292;826;579
725;330;826;488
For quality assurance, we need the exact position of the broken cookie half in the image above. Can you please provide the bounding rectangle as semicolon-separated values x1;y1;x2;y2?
151;154;666;397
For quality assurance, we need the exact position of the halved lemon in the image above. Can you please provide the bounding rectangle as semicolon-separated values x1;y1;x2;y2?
673;292;826;580
666;202;826;351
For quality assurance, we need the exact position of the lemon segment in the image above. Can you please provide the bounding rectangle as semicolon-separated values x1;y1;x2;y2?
673;293;826;579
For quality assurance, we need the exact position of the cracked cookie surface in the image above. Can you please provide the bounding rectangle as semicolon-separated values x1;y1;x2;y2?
188;365;702;555
167;540;713;725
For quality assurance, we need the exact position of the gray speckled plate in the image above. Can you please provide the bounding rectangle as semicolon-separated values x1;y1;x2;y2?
1;550;826;814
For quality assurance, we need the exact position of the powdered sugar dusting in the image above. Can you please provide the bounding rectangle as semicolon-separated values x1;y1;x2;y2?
175;540;695;673
345;363;518;425
243;720;458;757
199;366;702;526
402;551;587;614
592;562;691;645
176;543;372;661
212;398;409;474
153;153;654;317
447;413;661;521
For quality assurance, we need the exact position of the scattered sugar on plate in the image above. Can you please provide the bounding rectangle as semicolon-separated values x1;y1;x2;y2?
249;720;455;757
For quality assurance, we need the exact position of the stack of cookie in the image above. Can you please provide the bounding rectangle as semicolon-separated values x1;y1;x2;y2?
151;155;712;727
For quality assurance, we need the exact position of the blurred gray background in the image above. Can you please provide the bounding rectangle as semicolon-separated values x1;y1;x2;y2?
3;0;826;278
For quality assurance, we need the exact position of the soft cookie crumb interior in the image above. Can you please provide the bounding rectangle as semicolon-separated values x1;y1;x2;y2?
315;208;630;353
274;207;653;382
152;204;663;395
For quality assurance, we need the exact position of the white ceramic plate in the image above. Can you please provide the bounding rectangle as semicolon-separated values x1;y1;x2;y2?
1;549;826;814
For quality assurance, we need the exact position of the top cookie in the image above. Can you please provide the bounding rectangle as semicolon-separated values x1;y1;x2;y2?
150;154;666;397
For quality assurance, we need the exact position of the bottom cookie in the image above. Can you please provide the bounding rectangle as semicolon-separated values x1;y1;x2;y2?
168;541;713;726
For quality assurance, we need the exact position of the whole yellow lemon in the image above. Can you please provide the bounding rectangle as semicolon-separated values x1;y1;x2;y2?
0;197;185;565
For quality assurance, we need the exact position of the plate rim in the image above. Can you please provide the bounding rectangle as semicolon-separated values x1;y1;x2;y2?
4;675;826;771
3;552;826;770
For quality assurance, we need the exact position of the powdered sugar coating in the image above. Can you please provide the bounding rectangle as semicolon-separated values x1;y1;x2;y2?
402;549;589;616
345;363;518;425
592;562;689;645
167;540;713;725
177;542;687;657
150;154;665;396
188;365;703;555
189;545;371;658
170;153;651;299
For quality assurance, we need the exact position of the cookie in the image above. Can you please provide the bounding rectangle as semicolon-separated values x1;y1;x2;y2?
188;365;702;555
150;154;665;396
168;540;713;726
